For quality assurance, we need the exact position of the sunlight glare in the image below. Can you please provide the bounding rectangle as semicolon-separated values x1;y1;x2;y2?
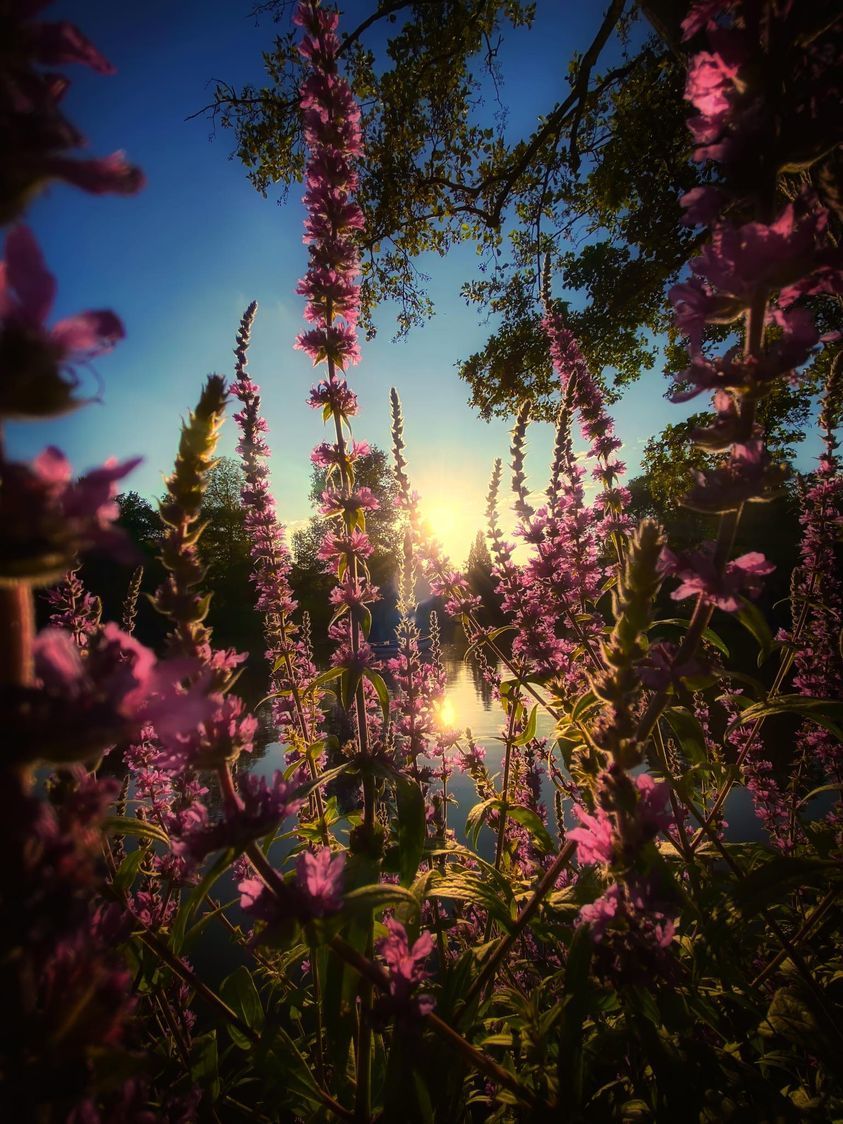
419;497;471;564
436;697;458;730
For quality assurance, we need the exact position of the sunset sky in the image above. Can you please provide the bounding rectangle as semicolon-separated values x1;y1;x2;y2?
7;0;825;563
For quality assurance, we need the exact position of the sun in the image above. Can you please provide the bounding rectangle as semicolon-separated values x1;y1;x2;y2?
417;495;475;564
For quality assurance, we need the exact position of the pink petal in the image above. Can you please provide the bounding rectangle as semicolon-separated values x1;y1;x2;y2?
31;20;116;74
42;153;145;196
33;445;72;486
34;627;84;691
51;310;125;357
5;225;56;325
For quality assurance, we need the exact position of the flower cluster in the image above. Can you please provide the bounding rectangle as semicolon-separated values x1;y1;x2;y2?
44;566;102;651
293;0;363;370
660;541;774;612
0;225;127;421
232;301;322;753
0;441;140;586
375;918;435;1018
666;1;841;528
0;1;143;225
238;846;346;936
170;770;303;864
542;303;632;544
6;622;213;765
295;0;383;804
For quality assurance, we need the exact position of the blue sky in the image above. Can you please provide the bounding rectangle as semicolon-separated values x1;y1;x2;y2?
8;1;823;563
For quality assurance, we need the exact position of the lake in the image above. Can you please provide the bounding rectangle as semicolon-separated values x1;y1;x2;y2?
248;643;769;857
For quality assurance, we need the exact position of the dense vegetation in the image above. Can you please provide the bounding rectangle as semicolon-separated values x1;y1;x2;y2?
1;1;842;1121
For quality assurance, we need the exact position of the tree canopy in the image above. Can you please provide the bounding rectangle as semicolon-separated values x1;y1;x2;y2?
200;0;839;446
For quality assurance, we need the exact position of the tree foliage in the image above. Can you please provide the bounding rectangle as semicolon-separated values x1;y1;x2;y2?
202;0;838;441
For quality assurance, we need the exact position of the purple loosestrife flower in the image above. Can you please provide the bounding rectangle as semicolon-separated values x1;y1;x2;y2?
296;847;346;916
542;305;632;544
44;565;101;651
169;770;303;864
664;0;839;577
307;376;358;417
0;445;140;585
638;641;707;693
721;688;792;850
780;429;843;842
670;200;841;354
0;226;126;419
0;767;136;1111
5;623;213;764
232;302;322;748
577;879;676;987
389;388;481;624
570;773;672;868
375;917;435;1017
504;403;609;692
660;541;774;611
238;847;345;941
294;0;363;369
0;0;144;223
154;693;258;772
295;1;384;773
311;438;370;468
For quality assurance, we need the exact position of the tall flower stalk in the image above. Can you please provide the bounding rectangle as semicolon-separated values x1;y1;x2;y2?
295;0;380;836
232;304;323;754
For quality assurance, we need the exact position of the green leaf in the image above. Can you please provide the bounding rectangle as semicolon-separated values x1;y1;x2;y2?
736;695;843;739
572;690;600;722
512;703;539;746
760;988;818;1042
798;782;843;808
344;883;420;917
257;1024;326;1110
112;848;143;893
732;855;838;918
467;797;553;853
664;707;708;765
104;816;169;847
465;797;497;849
504;804;555;853
734;598;774;666
220;965;264;1049
340;666;363;711
427;844;514;902
395;775;426;886
428;872;512;927
190;1031;219;1101
653;618;730;659
171;847;235;955
360;604;372;638
363;667;390;725
291;761;352;803
182;898;235;951
304;666;345;694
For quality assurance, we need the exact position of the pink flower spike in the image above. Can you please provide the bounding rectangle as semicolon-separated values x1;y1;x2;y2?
376;917;435;988
569;805;615;866
295;848;345;916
